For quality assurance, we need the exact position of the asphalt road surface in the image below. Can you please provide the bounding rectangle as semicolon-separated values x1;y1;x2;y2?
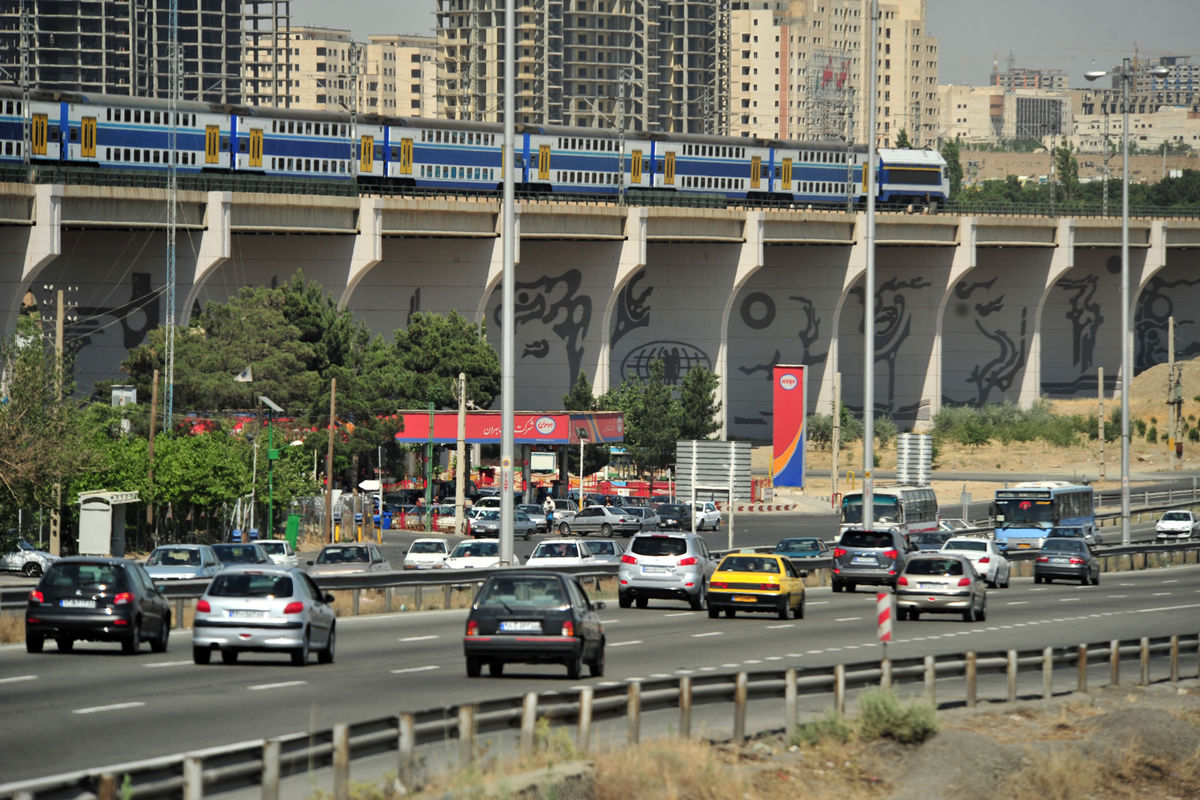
2;552;1197;783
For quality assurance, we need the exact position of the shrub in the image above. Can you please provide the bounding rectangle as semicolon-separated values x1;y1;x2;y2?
790;711;853;747
855;688;938;743
807;413;833;449
1147;425;1158;444
874;416;898;448
1190;428;1199;443
1135;419;1147;436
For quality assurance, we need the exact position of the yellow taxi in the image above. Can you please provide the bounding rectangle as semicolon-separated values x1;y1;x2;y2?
706;550;805;620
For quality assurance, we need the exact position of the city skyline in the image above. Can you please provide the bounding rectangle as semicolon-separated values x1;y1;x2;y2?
287;0;1199;87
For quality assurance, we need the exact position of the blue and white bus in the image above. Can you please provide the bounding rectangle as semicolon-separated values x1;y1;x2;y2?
839;485;940;539
992;481;1096;552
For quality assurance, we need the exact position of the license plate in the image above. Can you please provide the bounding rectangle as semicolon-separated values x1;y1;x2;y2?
229;609;266;618
733;595;757;603
499;620;541;633
60;598;93;608
643;566;669;574
919;582;941;589
1051;557;1067;563
852;556;874;564
1018;543;1031;549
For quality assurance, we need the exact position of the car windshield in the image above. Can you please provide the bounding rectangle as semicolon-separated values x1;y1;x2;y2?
586;541;618;556
478;510;501;521
630;536;687;557
720;556;780;573
532;542;578;558
451;541;498;558
46;562;122;589
1161;512;1190;521
840;531;895;549
479;577;565;607
147;548;201;566
317;546;369;564
215;546;262;562
409;541;445;554
906;558;965;576
945;540;987;551
659;505;685;516
1043;539;1085;553
208;572;293;598
776;538;819;551
1048;528;1083;537
259;542;286;554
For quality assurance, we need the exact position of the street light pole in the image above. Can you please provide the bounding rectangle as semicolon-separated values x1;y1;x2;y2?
259;395;283;538
1085;56;1169;546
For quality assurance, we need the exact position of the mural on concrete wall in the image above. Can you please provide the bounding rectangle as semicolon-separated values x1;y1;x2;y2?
491;269;592;387
1136;272;1200;371
1060;274;1104;375
1042;267;1110;397
619;340;712;385
612;271;653;347
845;275;931;418
951;277;1028;406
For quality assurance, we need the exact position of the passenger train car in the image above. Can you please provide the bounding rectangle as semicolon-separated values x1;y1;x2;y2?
0;85;949;208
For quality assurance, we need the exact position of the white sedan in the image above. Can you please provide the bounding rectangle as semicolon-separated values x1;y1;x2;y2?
940;536;1011;589
1155;510;1199;541
525;539;595;567
444;539;521;570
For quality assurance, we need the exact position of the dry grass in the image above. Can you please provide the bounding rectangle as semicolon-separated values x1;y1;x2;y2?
0;610;24;643
1004;741;1200;800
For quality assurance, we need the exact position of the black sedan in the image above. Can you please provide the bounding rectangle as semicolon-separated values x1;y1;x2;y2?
656;503;690;530
25;557;171;654
1034;538;1100;586
462;570;605;679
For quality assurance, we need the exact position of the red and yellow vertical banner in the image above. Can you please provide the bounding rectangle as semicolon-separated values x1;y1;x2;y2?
772;365;806;487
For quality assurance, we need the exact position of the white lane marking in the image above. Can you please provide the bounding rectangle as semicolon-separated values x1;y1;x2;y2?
599;619;621;624
765;656;783;661
722;663;741;668
74;701;145;715
1006;601;1029;606
699;666;717;671
650;673;672;678
1152;592;1172;596
691;631;723;638
248;680;307;691
834;616;862;622
663;612;692;617
785;653;803;658
807;601;830;606
766;624;794;629
144;660;192;668
1120;583;1136;586
1110;594;1128;598
389;665;440;675
0;675;37;684
675;669;696;675
596;681;621;687
1163;580;1180;584
608;640;643;647
1138;602;1200;613
398;635;439;642
744;659;763;664
807;649;825;654
1058;598;1081;602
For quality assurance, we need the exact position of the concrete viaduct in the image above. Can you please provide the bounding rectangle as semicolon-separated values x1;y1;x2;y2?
2;182;1199;441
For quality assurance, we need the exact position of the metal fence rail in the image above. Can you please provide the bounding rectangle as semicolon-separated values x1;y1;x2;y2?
3;630;1197;800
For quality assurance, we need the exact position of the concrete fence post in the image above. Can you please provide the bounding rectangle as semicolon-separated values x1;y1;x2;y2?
965;651;977;707
1140;637;1150;685
333;723;350;800
174;598;184;629
785;669;798;733
881;657;892;690
397;713;416;791
1042;646;1054;699
1007;649;1018;703
520;692;538;759
1110;639;1121;686
351;589;360;616
679;676;692;738
261;739;281;800
733;672;748;742
1077;644;1088;693
925;654;936;707
1171;635;1180;683
577;688;594;753
627;680;642;744
458;706;475;766
96;774;117;800
183;756;203;800
443;584;452;609
414;585;422;610
834;664;846;716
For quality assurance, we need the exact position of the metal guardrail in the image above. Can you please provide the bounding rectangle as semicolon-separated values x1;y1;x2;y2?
2;630;1196;800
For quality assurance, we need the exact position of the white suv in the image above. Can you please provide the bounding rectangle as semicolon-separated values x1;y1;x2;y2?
617;531;715;610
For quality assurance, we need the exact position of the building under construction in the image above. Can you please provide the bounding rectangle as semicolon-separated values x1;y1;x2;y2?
0;0;292;106
434;0;728;134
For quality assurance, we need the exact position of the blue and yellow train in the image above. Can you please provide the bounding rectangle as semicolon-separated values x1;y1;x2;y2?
0;85;948;208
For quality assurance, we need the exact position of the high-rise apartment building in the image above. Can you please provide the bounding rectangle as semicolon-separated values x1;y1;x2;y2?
729;0;937;147
0;0;291;105
363;35;437;118
434;0;727;134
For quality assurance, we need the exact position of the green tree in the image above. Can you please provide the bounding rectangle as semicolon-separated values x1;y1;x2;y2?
601;359;679;477
1054;145;1079;201
677;366;722;441
391;310;500;410
940;139;963;200
894;129;912;149
561;370;610;478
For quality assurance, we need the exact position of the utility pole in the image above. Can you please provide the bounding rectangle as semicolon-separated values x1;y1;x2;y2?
325;378;337;544
147;369;159;534
831;372;841;508
455;372;467;535
49;289;65;556
1168;317;1184;470
1097;366;1105;481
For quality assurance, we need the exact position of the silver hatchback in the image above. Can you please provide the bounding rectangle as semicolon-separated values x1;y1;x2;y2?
616;531;714;610
192;565;337;666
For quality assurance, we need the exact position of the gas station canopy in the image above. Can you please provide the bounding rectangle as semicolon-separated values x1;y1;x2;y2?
393;411;624;445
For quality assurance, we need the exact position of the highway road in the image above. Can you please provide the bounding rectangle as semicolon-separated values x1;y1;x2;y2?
2;545;1198;784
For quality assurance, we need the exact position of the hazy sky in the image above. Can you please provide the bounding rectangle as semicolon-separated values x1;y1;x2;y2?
287;0;1199;87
